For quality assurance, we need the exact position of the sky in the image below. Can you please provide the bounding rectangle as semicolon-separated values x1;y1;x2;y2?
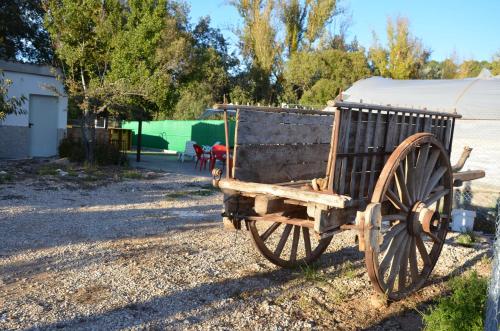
188;0;500;61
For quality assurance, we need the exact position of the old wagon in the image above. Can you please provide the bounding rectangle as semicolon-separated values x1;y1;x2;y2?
211;101;484;300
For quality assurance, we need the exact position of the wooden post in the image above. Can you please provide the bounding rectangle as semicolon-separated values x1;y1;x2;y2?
136;119;142;162
327;108;342;192
224;107;230;178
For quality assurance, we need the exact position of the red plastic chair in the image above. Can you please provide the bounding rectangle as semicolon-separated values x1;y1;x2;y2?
210;144;231;172
193;144;210;170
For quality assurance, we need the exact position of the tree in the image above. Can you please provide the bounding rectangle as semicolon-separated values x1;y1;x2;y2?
457;60;490;78
43;0;124;163
0;0;53;63
421;58;458;79
369;17;429;79
285;48;370;105
172;17;237;119
231;0;338;104
0;71;26;121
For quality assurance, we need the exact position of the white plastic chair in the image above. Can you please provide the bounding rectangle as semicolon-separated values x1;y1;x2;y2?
178;140;197;162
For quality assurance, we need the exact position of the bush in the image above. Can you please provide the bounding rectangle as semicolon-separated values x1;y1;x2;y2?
58;138;127;166
95;143;127;166
58;137;85;163
423;272;488;331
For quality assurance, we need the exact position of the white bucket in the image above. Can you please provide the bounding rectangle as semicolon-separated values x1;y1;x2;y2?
451;209;476;232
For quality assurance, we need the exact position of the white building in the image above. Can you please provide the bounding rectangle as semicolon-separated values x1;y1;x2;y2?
0;60;67;158
342;73;500;194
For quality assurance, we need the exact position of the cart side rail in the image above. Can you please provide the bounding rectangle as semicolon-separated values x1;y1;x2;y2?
328;102;458;201
230;107;335;184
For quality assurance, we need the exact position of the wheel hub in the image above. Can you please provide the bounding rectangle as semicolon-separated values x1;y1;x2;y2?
407;202;437;236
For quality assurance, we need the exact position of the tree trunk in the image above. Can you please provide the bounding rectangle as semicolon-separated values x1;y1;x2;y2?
136;119;142;162
81;108;96;164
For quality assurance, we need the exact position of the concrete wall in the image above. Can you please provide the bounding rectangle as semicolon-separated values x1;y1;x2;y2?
0;126;29;158
0;62;68;158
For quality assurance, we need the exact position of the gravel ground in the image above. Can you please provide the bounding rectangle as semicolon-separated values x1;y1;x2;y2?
0;163;493;330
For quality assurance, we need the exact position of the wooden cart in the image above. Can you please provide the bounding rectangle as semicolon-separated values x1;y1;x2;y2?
212;101;484;300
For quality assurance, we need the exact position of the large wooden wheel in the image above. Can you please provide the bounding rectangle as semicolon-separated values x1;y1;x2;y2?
247;220;332;268
366;133;453;300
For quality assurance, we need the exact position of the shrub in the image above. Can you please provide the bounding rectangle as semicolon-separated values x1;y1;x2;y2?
456;231;476;247
59;138;127;166
423;271;488;331
58;137;85;163
95;143;127;166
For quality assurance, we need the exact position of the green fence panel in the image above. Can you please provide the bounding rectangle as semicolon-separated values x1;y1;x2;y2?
122;120;235;152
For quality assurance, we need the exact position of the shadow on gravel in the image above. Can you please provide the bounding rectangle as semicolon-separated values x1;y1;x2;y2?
32;247;365;330
0;203;221;257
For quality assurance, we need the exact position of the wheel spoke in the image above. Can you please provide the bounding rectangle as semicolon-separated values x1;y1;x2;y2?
424;230;443;244
386;234;408;293
290;226;300;262
416;235;432;266
406;150;416;200
424;188;449;206
409;236;419;282
379;225;406;273
382;213;407;222
418;149;440;199
274;224;292;257
396;164;412;205
398;239;411;291
260;222;281;242
422;166;447;199
414;144;430;199
386;189;409;212
302;227;312;258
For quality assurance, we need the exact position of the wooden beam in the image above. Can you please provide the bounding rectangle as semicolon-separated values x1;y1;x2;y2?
254;195;285;216
215;179;351;208
453;170;485;186
245;213;314;228
334;101;462;119
214;103;325;115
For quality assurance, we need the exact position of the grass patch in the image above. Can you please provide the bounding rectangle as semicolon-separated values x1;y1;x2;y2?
339;260;357;279
38;164;59;176
423;271;488;331
0;172;13;184
1;194;25;200
299;263;326;282
122;169;143;179
456;231;476;247
165;191;189;199
165;187;216;199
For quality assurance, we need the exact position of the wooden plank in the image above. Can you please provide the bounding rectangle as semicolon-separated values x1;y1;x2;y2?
246;213;314;228
359;111;374;198
233;143;330;183
334;101;462;118
368;111;384;197
235;143;330;167
349;109;364;197
214;103;325;115
254;195;285;215
453;170;485;182
327;108;342;191
338;109;352;194
233;161;327;184
231;109;240;178
237;121;332;145
216;179;352;208
238;109;333;125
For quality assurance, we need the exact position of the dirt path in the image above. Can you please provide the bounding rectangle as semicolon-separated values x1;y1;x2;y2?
0;165;492;330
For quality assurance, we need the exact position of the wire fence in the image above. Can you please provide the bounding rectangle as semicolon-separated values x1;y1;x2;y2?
485;201;500;331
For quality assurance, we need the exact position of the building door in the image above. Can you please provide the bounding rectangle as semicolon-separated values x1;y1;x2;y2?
29;95;59;157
